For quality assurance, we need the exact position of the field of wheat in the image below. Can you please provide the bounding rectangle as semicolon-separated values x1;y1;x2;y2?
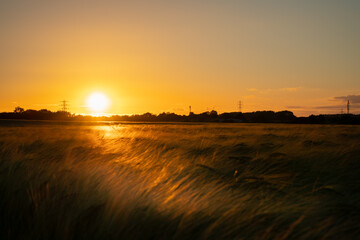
0;121;359;239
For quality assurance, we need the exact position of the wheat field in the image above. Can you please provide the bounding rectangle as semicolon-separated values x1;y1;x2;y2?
0;121;360;239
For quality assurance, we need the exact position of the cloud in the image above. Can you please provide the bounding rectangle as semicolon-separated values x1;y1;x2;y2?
333;95;360;103
244;95;256;99
285;94;360;114
286;106;304;109
314;105;348;110
247;87;302;93
319;105;360;110
286;105;360;110
280;87;302;92
246;88;258;92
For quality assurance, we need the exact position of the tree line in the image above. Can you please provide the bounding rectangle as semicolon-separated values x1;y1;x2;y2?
0;107;359;124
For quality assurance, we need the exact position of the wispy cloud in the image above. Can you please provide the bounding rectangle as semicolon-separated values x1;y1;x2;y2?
292;94;360;112
244;95;256;99
246;88;258;92
286;106;304;109
280;87;302;92
314;105;349;110
333;95;360;103
247;87;302;93
286;104;360;111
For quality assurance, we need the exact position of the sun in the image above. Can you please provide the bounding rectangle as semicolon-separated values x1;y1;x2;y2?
86;92;110;112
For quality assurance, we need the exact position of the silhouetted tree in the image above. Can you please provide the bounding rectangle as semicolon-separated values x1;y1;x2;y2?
209;110;218;117
14;106;24;113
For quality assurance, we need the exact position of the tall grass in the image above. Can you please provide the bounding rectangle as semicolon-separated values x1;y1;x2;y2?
0;122;360;239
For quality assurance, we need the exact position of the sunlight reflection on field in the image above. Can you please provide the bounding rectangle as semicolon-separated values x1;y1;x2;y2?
93;125;125;139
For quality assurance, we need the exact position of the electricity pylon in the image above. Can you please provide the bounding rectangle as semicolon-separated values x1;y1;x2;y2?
60;100;69;112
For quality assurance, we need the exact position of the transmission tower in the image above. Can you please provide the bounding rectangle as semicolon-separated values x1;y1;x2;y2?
347;99;350;114
60;100;69;112
238;100;242;113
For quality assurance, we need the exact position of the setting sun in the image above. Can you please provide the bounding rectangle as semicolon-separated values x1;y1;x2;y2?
86;92;110;113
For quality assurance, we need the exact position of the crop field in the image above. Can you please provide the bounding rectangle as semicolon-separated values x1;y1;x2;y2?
0;121;360;239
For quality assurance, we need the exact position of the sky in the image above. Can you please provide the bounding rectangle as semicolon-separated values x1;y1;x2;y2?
0;0;359;116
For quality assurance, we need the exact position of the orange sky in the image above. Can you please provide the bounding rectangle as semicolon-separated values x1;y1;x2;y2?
0;1;359;116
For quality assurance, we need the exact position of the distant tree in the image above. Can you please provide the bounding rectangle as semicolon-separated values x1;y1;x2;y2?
14;106;24;113
209;110;218;117
275;111;296;122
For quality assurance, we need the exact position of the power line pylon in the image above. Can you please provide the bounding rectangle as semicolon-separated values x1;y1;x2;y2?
60;100;69;112
347;99;350;114
238;100;242;113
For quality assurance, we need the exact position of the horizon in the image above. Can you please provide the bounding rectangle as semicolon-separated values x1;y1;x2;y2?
1;100;357;117
2;106;358;118
1;1;360;116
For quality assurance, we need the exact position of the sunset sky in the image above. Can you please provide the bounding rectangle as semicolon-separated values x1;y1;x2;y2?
0;0;359;116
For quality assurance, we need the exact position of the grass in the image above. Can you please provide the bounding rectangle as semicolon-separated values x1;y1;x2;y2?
0;122;360;239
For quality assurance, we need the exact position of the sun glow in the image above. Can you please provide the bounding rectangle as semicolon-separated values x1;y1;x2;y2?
86;92;110;113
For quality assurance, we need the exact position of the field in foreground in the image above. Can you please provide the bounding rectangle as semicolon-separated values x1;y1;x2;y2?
1;121;360;239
